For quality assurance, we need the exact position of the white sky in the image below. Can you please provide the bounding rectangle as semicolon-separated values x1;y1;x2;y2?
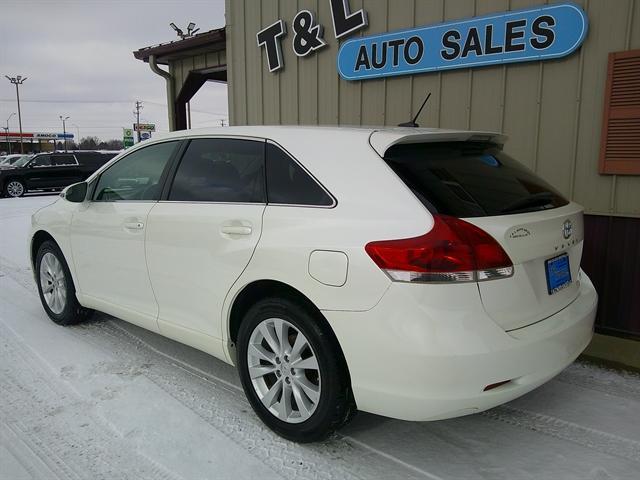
0;0;228;142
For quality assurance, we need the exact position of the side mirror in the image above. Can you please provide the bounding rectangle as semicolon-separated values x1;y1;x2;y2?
64;182;88;203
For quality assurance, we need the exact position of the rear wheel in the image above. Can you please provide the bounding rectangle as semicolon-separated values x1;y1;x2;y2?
35;240;93;325
237;297;355;442
5;179;25;197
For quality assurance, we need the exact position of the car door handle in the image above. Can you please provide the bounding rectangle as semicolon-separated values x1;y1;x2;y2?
220;225;252;235
123;221;145;230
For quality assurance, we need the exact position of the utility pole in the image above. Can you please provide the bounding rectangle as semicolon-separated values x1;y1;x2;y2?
133;101;143;142
72;124;80;149
59;115;69;152
5;112;15;154
5;75;27;154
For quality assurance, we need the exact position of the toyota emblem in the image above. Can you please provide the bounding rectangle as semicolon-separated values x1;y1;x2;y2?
562;220;573;240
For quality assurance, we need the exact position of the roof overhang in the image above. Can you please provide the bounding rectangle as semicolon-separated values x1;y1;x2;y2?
133;27;226;65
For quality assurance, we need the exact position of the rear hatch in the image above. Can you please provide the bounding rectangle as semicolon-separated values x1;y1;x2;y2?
379;135;582;331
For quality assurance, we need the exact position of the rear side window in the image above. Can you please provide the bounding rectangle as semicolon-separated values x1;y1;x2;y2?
384;142;569;217
53;155;77;166
266;143;333;206
169;138;265;203
76;152;117;168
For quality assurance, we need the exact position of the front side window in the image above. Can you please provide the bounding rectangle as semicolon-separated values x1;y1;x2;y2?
94;141;178;201
265;143;333;206
168;138;265;203
12;155;32;167
31;155;51;167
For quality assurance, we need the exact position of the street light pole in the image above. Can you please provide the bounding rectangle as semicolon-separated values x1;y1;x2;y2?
5;75;27;154
5;112;15;154
59;116;70;152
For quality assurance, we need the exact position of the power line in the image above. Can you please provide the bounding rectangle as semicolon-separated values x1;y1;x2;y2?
0;98;228;117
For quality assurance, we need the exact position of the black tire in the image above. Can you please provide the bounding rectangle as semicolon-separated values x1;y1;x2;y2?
237;297;355;442
4;179;26;197
35;240;93;325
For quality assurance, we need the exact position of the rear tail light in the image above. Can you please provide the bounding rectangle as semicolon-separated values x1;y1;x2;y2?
365;215;513;283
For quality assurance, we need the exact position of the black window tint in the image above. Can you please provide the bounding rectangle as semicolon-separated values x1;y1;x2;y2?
95;141;177;201
53;155;77;166
384;142;569;217
32;155;51;167
266;143;333;206
76;152;118;169
169;138;265;203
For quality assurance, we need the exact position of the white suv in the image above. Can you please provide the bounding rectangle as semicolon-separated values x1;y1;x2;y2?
30;126;597;442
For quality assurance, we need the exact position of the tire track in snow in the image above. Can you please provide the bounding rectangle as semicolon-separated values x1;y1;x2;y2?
482;405;640;464
1;419;77;480
0;319;185;480
0;253;37;294
556;362;640;402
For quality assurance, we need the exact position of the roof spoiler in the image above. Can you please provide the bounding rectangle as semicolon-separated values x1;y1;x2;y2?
368;129;507;157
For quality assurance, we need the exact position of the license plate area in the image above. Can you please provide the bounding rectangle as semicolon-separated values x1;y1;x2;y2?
545;253;572;295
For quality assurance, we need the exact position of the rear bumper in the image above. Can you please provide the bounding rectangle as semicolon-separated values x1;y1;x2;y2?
324;271;597;421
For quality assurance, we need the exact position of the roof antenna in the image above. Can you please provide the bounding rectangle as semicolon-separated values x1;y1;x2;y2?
398;92;431;128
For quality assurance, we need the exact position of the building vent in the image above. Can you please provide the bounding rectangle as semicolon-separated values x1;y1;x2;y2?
599;49;640;175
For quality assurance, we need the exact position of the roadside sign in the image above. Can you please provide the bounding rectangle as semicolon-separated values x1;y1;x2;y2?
140;132;151;141
123;128;135;149
134;123;156;132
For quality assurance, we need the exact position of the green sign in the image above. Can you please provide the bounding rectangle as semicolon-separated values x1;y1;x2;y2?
123;128;134;149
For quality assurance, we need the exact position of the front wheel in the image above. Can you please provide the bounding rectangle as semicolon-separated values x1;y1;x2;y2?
237;297;355;442
35;240;93;325
4;179;26;197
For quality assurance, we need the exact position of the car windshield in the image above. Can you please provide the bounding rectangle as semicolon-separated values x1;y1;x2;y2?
12;155;33;167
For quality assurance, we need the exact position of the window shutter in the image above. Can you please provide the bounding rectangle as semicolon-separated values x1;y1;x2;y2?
599;49;640;175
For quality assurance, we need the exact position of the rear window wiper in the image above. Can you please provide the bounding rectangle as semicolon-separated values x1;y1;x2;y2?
500;192;555;214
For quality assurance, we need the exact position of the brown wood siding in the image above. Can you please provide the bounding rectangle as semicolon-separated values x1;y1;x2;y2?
599;49;640;174
582;214;640;338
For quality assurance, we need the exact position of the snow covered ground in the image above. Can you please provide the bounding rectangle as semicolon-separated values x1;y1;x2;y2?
1;194;639;480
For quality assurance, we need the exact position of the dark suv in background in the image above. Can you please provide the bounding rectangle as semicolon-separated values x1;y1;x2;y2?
0;151;119;197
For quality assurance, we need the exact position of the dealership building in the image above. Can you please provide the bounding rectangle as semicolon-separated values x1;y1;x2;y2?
135;0;640;366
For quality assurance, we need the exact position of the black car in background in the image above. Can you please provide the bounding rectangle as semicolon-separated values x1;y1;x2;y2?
0;151;119;197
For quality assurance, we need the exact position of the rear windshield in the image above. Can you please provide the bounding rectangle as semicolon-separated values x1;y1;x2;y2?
384;142;569;217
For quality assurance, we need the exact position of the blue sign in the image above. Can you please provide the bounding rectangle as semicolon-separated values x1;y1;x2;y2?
56;133;74;139
337;3;587;81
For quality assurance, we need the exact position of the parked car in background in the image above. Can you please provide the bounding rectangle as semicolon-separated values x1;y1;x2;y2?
0;150;119;197
29;126;597;442
0;154;32;168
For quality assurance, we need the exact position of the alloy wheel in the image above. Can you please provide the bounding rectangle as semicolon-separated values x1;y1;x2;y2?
39;252;67;314
247;318;321;423
6;181;24;197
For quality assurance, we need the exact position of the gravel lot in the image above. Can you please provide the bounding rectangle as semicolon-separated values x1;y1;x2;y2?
1;195;639;480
